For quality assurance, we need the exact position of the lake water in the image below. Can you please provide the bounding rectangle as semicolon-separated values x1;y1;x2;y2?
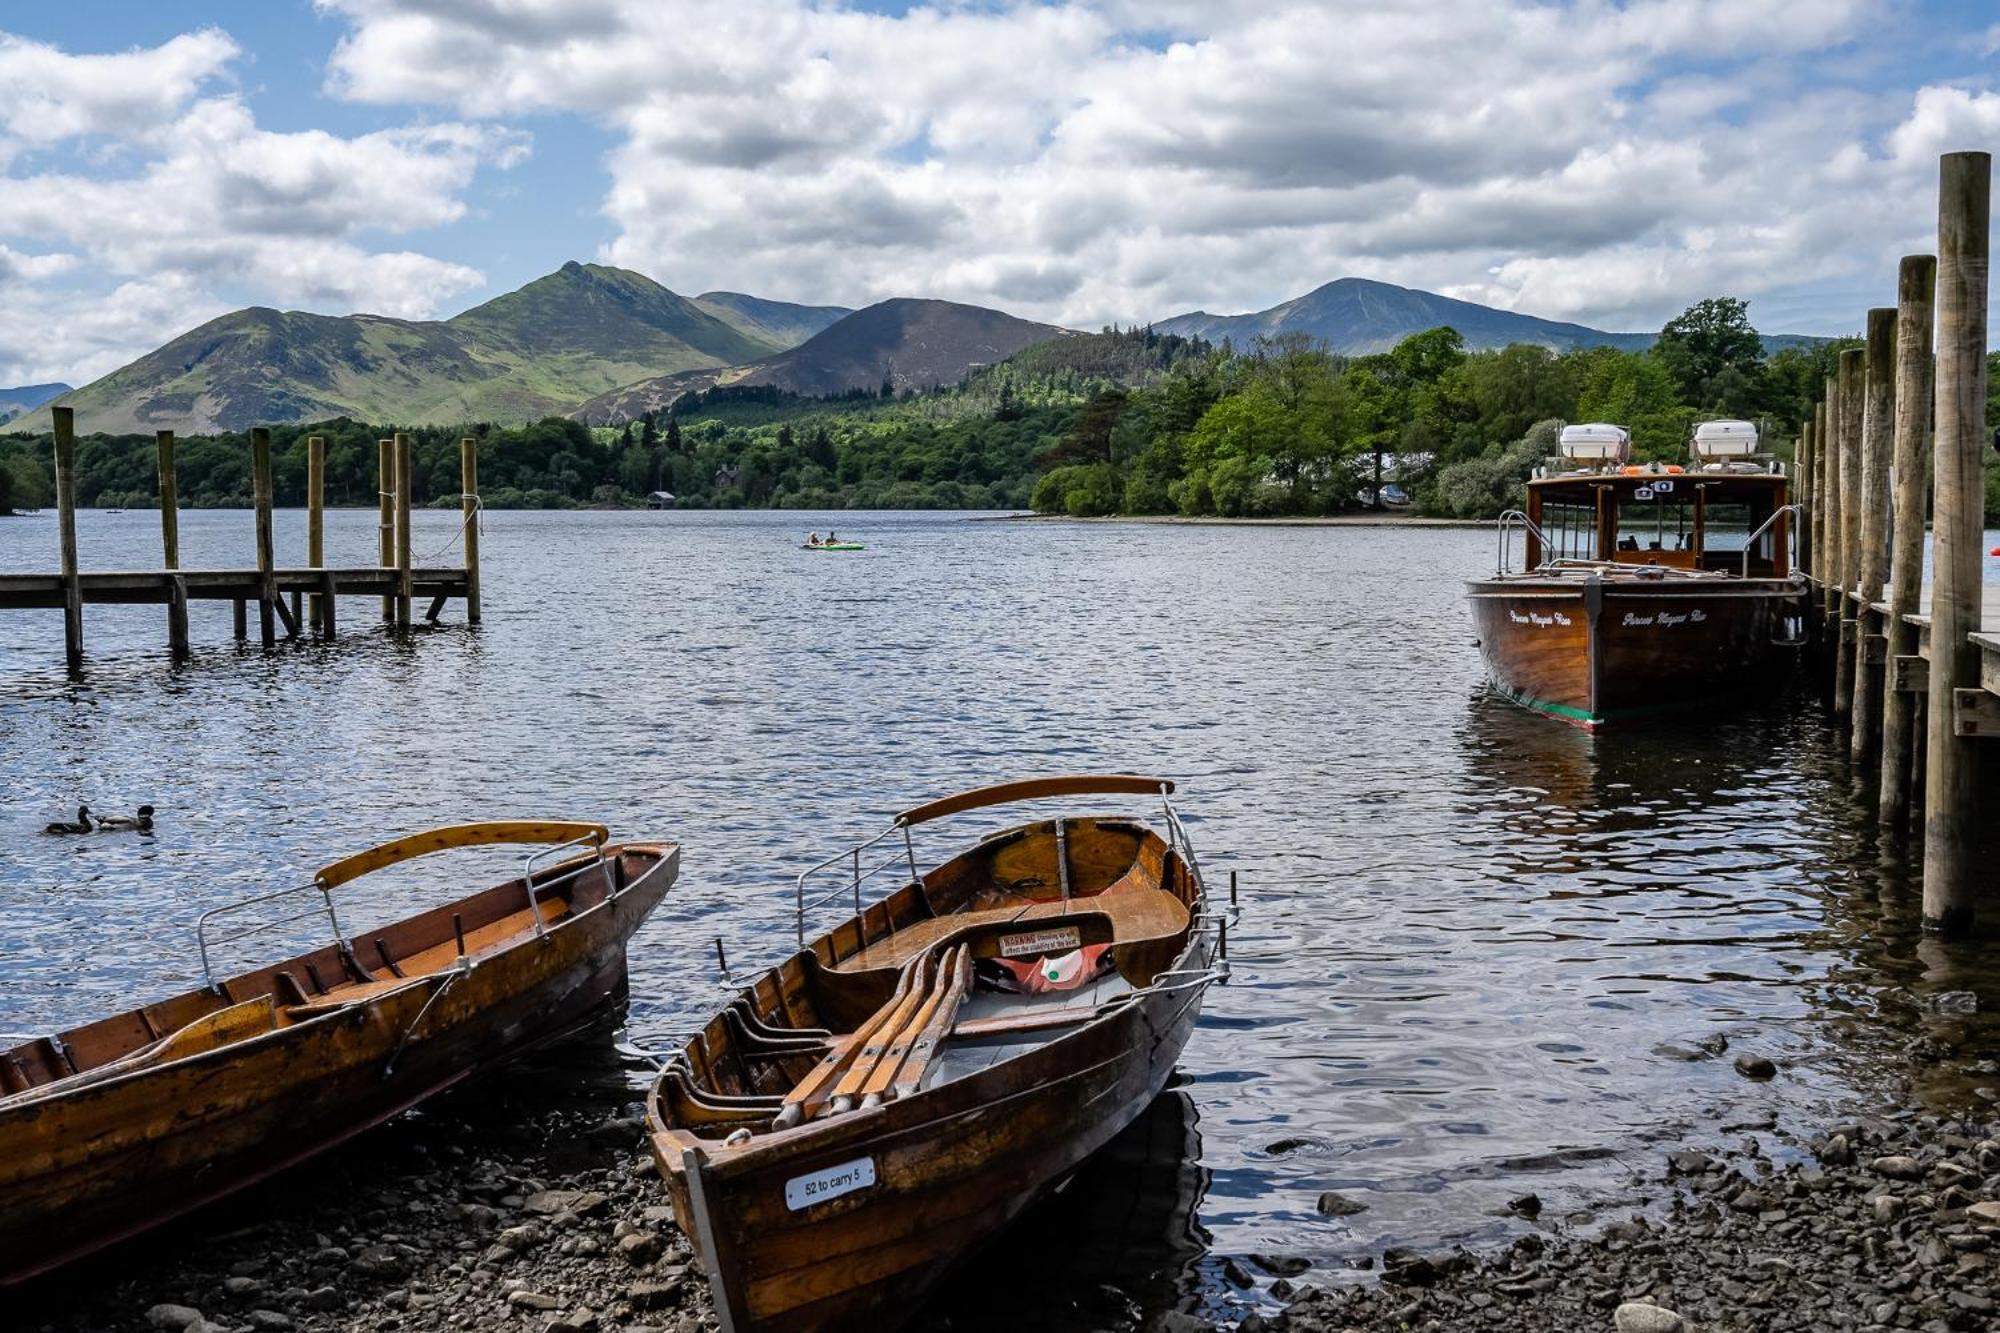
4;507;1999;1325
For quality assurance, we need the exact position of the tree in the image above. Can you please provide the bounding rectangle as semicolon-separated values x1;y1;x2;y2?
663;416;684;454
1389;326;1466;383
1653;297;1764;409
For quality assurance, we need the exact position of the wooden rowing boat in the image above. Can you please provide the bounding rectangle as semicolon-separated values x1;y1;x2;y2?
0;821;679;1286
1468;429;1805;729
647;775;1221;1332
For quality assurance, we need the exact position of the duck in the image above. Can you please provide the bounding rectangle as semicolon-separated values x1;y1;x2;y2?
44;805;94;835
94;805;155;833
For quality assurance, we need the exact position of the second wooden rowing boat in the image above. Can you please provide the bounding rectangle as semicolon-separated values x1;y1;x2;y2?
647;775;1222;1332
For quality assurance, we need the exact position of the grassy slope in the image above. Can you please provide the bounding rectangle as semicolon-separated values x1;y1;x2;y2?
5;264;784;435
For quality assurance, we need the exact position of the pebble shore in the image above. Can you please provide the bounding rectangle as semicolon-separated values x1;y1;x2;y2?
18;1045;2000;1333
16;1052;720;1333
1263;1111;2000;1333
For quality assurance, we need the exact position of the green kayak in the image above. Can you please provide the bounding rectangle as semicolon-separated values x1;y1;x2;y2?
803;542;865;551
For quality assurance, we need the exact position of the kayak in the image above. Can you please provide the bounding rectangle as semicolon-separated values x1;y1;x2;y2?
803;543;865;551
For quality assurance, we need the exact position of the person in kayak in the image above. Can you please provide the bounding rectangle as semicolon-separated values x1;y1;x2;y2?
806;532;823;547
827;530;840;544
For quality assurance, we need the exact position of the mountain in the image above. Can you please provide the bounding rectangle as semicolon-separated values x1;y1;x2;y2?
0;382;71;425
1155;278;1657;354
574;298;1072;422
4;263;790;435
694;292;852;349
1155;277;1826;356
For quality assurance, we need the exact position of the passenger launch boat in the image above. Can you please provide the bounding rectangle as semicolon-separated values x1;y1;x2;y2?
647;775;1222;1333
1467;421;1805;729
0;821;678;1285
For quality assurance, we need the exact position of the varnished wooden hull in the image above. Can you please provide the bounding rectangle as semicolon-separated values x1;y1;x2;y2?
1467;575;1803;729
649;794;1212;1333
0;843;678;1286
671;933;1209;1332
692;932;1200;1328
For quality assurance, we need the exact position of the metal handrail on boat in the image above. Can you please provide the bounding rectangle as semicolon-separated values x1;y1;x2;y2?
793;779;1197;949
196;823;612;992
1494;509;1557;575
1738;503;1802;579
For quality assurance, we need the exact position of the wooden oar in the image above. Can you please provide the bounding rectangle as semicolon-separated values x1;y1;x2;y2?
826;949;941;1114
773;951;926;1129
877;943;972;1105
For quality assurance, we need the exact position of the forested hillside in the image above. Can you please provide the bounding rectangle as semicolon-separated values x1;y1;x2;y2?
8;303;1999;520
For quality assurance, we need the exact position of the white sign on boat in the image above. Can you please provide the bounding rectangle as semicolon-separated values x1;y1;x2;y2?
785;1156;877;1211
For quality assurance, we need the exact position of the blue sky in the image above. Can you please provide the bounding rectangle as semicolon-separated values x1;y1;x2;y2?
2;1;1999;386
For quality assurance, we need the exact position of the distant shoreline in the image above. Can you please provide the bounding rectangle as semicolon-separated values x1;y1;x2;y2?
975;511;1490;528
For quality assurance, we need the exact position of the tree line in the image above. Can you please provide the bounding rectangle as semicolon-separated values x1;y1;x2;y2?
5;308;1998;520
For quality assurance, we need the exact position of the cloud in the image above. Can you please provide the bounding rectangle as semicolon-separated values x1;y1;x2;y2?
0;26;519;385
0;29;238;161
305;0;1946;336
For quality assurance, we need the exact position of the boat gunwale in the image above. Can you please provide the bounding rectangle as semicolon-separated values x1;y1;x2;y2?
0;840;679;1114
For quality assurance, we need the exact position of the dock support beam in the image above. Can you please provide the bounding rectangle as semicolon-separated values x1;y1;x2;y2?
1921;151;1989;935
252;427;277;648
1813;400;1828;585
378;438;396;623
1796;416;1814;577
461;436;481;624
52;405;82;673
307;434;326;635
1833;353;1864;717
1851;308;1896;766
157;429;187;659
1820;379;1843;645
394;432;414;630
1880;255;1936;824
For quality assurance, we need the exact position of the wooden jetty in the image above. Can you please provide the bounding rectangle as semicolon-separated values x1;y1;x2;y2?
0;409;483;670
1799;150;1997;936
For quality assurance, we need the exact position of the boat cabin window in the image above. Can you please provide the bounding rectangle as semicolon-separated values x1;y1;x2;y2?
1526;476;1786;575
1538;497;1600;561
1614;496;1697;568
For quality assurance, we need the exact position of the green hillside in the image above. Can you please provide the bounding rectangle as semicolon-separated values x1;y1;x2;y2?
5;263;788;437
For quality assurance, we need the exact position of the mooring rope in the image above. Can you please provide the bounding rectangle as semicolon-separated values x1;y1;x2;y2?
415;494;484;563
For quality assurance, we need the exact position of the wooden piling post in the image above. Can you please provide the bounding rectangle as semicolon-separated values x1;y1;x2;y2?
1851;308;1897;765
157;430;188;659
1881;255;1937;823
378;438;396;623
1832;353;1865;716
1922;151;1989;935
307;435;326;635
1797;416;1814;577
394;432;414;629
1814;399;1829;581
1821;378;1843;634
460;436;481;624
52;406;82;672
156;431;179;570
252;428;277;648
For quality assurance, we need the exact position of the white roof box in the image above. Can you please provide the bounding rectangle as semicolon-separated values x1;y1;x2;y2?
1558;423;1631;465
1691;419;1758;459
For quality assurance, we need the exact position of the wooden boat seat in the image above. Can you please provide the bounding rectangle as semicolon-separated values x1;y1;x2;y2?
282;975;430;1021
829;883;1188;974
278;897;572;1022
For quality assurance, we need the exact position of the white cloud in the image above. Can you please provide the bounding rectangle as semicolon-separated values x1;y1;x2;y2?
0;26;520;386
0;29;238;161
307;0;1950;336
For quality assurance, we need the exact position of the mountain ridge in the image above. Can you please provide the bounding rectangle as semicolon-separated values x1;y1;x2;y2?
3;264;821;435
1156;277;1821;356
573;298;1073;423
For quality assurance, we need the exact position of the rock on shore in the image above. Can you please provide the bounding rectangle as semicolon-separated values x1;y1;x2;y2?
1265;1110;2000;1333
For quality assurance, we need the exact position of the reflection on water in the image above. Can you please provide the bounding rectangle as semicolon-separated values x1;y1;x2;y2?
929;1087;1211;1331
3;509;1999;1323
